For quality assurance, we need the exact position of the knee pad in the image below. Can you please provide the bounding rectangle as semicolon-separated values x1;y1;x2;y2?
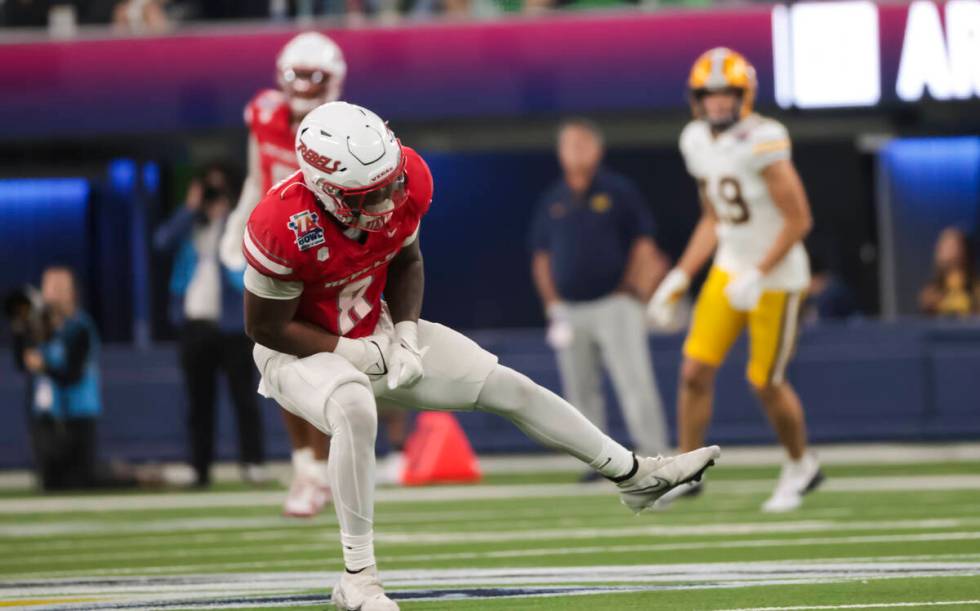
325;381;378;442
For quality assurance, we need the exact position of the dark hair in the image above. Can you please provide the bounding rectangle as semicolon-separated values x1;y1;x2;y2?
196;160;242;204
557;117;604;147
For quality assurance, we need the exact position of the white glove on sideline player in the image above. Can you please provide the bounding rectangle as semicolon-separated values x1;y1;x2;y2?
647;268;690;327
725;268;764;312
545;303;574;351
387;321;427;390
333;334;391;379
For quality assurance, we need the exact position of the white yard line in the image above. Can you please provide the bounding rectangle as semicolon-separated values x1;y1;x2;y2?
386;531;980;563
3;563;980;609
1;475;978;515
3;562;979;596
2;442;979;491
0;516;980;548
5;532;980;580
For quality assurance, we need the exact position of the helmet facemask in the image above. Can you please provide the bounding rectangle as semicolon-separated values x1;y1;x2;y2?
279;66;339;117
315;155;408;233
691;87;745;132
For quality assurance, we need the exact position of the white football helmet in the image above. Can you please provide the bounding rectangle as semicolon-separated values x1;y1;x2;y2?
277;32;347;117
295;102;407;233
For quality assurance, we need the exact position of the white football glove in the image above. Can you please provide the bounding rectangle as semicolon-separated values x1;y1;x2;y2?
387;321;428;390
647;268;690;328
724;267;764;312
333;334;391;379
545;302;575;350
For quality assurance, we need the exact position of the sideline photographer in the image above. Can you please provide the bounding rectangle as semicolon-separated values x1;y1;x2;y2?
153;163;266;487
6;267;139;490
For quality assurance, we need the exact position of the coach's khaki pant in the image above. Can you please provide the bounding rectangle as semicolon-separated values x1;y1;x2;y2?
555;293;669;456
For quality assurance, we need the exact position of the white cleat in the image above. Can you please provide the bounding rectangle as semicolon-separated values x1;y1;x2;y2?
332;565;399;611
617;446;721;514
652;479;704;511
762;452;824;513
282;476;331;518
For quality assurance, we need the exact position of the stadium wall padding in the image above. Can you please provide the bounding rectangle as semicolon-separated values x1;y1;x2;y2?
1;320;979;469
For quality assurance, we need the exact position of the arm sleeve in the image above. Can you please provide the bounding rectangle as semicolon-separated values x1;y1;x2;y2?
244;264;303;300
153;207;197;253
748;120;792;172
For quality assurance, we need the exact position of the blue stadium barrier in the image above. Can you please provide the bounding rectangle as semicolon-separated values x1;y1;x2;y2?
2;320;979;469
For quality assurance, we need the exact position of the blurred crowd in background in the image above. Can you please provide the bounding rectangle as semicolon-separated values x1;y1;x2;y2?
2;0;724;31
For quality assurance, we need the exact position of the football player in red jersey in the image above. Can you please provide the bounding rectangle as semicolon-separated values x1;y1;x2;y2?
243;102;721;610
220;32;347;518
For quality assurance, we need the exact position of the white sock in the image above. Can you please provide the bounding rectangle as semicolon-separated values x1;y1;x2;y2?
291;447;314;475
475;365;635;480
306;459;329;487
341;530;376;571
590;437;635;480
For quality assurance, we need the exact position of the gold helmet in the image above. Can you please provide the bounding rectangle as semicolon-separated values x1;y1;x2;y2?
688;47;757;128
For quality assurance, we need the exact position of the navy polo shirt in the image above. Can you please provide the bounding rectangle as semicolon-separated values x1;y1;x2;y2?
530;169;657;302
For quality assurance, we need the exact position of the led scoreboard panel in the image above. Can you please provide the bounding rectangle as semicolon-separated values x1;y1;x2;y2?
775;0;980;108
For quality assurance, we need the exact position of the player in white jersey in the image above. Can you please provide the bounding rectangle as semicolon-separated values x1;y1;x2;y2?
648;48;823;512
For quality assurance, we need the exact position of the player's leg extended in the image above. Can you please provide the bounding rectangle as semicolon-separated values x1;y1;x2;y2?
679;267;746;452
380;321;720;513
747;289;822;511
555;305;606;432
594;295;669;456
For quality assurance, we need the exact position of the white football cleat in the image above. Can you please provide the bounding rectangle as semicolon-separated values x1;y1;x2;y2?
282;476;331;518
762;452;824;513
617;446;721;514
652;479;704;510
332;565;399;611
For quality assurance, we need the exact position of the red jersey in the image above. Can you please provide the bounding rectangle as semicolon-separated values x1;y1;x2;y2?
244;89;299;192
244;147;433;339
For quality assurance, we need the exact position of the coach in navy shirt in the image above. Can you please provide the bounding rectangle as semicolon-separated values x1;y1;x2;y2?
530;118;669;474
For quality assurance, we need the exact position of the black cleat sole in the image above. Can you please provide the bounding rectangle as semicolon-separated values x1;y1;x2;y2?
802;469;825;496
681;459;715;487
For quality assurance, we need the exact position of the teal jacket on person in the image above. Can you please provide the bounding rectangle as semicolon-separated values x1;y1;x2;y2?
33;311;101;419
153;207;246;333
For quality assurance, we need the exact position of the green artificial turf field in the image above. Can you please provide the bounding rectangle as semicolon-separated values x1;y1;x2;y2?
1;458;978;610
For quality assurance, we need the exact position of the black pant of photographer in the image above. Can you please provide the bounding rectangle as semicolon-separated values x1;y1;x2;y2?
179;320;265;486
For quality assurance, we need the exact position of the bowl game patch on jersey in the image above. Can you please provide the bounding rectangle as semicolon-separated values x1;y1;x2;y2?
287;210;325;251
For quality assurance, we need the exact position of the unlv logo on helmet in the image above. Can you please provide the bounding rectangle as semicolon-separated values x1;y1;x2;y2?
297;140;346;174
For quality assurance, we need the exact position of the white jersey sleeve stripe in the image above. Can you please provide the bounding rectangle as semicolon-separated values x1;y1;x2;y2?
244;264;303;300
244;226;293;276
